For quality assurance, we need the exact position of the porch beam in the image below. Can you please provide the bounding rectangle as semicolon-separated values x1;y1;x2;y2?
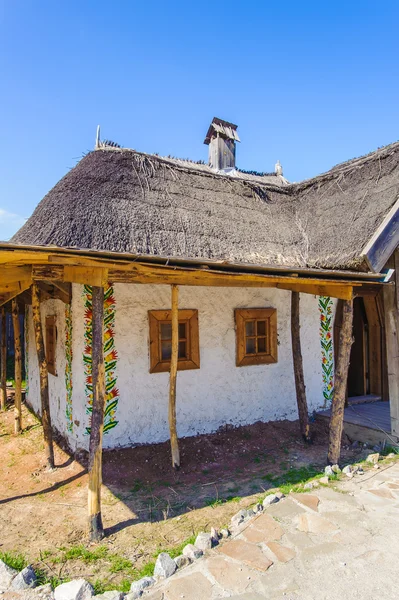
169;284;180;469
32;284;54;469
0;308;6;411
0;281;32;307
88;285;106;541
11;299;22;433
328;298;354;465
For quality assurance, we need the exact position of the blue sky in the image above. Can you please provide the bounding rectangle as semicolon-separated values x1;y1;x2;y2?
1;0;398;240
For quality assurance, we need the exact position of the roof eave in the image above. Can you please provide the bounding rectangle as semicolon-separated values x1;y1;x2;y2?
360;196;399;273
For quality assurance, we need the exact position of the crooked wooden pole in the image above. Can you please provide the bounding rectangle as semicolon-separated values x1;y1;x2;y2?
291;292;311;443
0;308;6;411
327;298;354;465
32;284;54;469
88;285;106;541
169;284;180;469
11;299;22;433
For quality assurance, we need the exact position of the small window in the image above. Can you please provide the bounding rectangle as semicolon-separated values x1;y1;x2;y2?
148;309;200;373
235;308;277;367
45;315;57;376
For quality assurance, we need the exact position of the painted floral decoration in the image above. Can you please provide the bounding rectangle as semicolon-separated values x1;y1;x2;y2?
83;285;119;434
318;296;334;406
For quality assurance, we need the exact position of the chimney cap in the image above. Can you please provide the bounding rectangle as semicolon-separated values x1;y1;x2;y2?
204;117;240;145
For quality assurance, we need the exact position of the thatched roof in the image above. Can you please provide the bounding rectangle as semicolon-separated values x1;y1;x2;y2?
11;141;399;272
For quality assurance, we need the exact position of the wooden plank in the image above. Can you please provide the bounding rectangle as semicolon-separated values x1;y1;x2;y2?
32;284;54;469
168;284;180;469
33;265;64;281
0;281;32;307
0;266;32;285
11;299;22;433
384;284;399;437
361;199;399;273
88;286;106;541
0;308;6;411
64;266;108;287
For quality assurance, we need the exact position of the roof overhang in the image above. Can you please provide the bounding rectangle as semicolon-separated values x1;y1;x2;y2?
0;242;392;306
361;196;399;273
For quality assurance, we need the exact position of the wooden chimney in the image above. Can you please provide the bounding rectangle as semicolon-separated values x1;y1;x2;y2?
204;117;240;171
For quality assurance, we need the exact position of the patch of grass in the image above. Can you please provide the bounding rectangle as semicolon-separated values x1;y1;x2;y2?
225;496;242;503
119;579;132;593
136;561;155;579
109;555;133;574
205;497;224;508
382;445;399;456
129;480;144;493
63;544;108;563
0;551;27;571
253;455;261;464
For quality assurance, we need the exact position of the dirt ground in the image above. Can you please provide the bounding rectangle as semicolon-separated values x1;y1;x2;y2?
0;401;369;591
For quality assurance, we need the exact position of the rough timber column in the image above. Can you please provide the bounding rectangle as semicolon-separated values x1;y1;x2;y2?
11;299;22;433
169;284;180;469
384;283;399;438
328;298;354;465
32;284;54;469
88;285;106;541
291;292;310;442
0;308;6;411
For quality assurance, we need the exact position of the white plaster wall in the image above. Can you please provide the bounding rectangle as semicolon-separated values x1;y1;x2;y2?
27;285;336;450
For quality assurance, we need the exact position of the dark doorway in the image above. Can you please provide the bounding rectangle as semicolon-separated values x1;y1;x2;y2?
348;298;369;397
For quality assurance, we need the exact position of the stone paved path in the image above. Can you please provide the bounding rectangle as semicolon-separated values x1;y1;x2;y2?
142;461;399;599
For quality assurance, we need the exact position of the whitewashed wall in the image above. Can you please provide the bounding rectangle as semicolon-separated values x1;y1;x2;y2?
27;284;335;451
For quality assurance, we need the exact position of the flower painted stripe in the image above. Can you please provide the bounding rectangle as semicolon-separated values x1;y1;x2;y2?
83;285;119;434
318;296;334;407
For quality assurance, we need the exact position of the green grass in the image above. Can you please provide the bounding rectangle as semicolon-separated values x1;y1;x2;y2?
62;544;108;563
109;555;133;573
0;551;27;571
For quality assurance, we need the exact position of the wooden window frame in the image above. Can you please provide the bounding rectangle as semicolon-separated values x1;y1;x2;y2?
45;315;57;376
235;308;278;367
148;309;200;373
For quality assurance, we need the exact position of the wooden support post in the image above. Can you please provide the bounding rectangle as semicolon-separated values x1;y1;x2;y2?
32;284;54;469
169;284;180;469
328;298;354;465
0;308;6;411
384;284;399;438
88;286;106;541
291;292;311;442
11;299;22;433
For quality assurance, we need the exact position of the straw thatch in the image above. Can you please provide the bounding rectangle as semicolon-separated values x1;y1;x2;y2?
11;141;399;271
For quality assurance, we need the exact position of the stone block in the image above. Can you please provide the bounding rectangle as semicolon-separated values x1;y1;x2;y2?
182;544;203;560
194;532;212;551
290;493;319;512
129;576;156;598
54;579;94;600
11;565;37;590
266;542;296;563
218;539;273;571
153;553;176;579
0;559;18;592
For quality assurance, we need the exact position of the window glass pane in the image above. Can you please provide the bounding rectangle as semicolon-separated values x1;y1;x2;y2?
246;338;256;354
257;337;266;353
178;341;187;359
245;321;255;336
160;323;172;340
161;340;172;360
257;320;266;336
178;322;186;339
